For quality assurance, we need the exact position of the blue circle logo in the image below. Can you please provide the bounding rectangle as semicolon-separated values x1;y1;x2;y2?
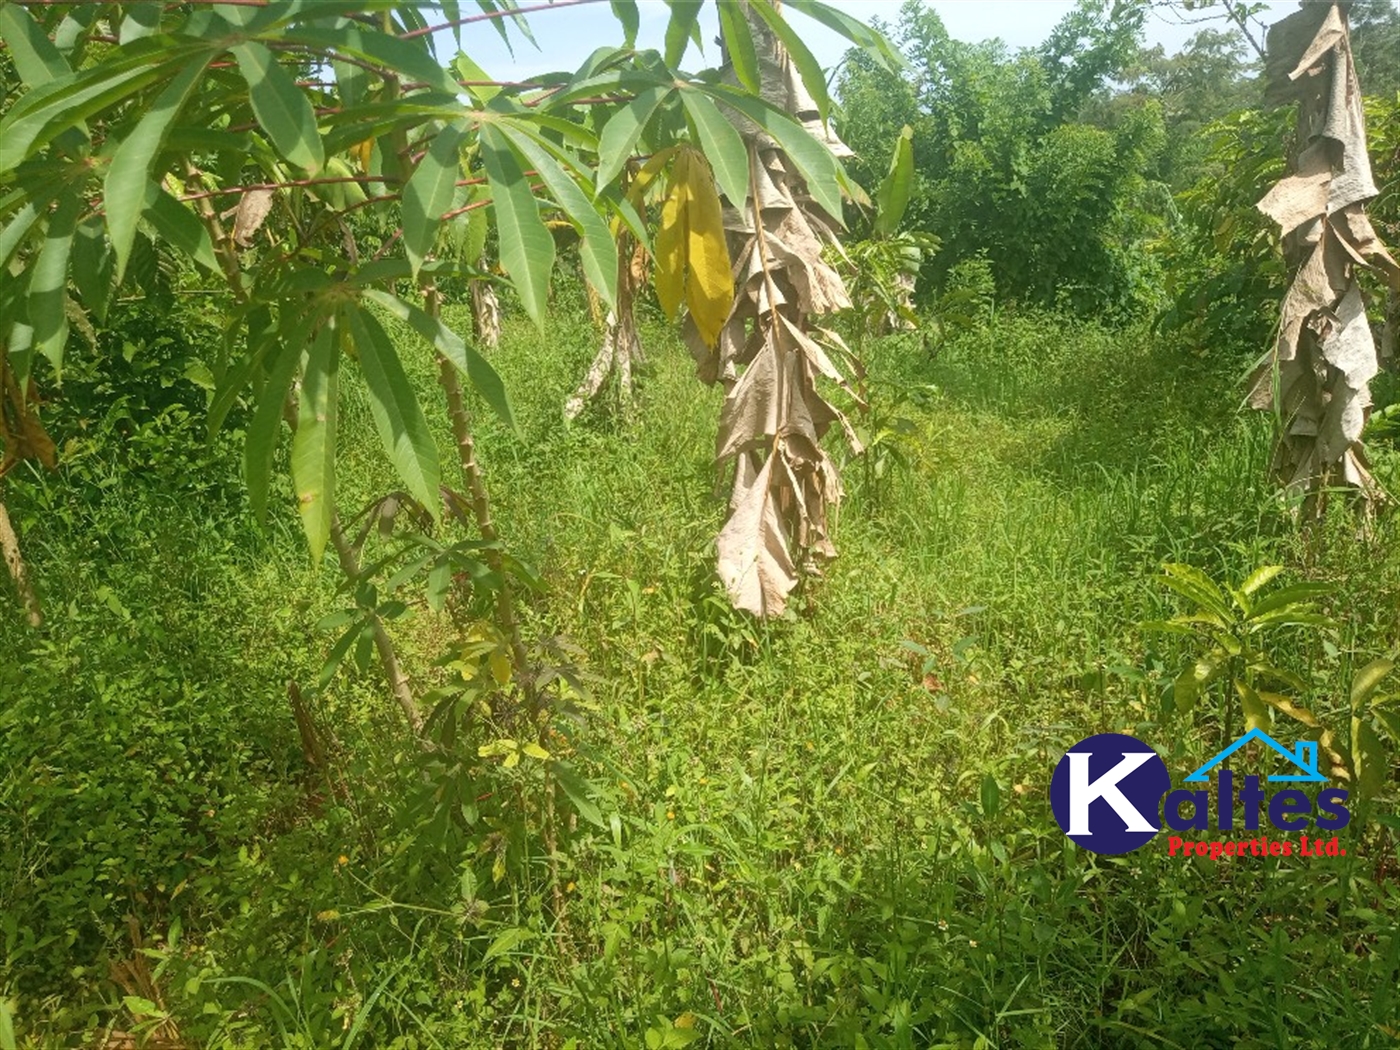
1049;733;1170;854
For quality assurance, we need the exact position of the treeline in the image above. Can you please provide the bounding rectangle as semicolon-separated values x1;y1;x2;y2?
836;0;1400;342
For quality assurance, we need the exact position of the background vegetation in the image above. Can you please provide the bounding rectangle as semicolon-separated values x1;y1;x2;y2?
3;1;1400;1047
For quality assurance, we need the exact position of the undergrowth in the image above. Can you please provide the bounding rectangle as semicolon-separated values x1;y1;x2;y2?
2;300;1398;1048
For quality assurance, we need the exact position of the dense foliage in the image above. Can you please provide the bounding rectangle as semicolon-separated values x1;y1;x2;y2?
2;1;1400;1047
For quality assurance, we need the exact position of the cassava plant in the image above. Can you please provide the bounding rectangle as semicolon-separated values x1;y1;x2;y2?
0;0;896;714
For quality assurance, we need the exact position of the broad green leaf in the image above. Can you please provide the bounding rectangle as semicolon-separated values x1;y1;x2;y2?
244;339;304;524
291;322;340;563
1234;680;1270;732
29;191;82;371
361;289;516;432
144;187;221;274
873;125;913;236
1174;650;1225;713
1249;582;1332;618
553;760;606;828
0;196;56;269
716;1;760;93
1351;659;1395;711
783;0;903;72
453;51;499;103
344;305;441;516
118;2;162;44
1352;718;1385;801
0;47;188;172
1374;706;1400;746
748;0;831;121
979;773;1000;818
1248;609;1335;630
703;86;845;220
105;57;212;282
663;0;704;67
1239;564;1284;596
611;0;639;48
680;89;750;207
1158;563;1234;623
71;215;114;321
404;121;468;278
496;123;617;308
483;926;534;963
596;86;672;193
233;42;324;173
0;4;70;85
480;124;554;325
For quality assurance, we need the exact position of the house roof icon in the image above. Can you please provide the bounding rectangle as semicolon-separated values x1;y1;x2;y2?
1182;727;1328;784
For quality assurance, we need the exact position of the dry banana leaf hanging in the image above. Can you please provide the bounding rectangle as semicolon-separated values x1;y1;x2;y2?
1252;2;1400;513
685;8;861;617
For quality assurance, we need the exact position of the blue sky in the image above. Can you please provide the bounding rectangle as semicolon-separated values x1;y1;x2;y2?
441;1;1296;82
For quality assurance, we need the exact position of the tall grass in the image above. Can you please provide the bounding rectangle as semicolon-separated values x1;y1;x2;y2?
2;300;1398;1047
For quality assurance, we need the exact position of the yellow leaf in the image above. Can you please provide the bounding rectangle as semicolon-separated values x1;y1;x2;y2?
503;749;521;769
353;138;373;173
681;151;734;346
674;1011;697;1029
654;150;689;319
521;742;550;760
489;649;512;687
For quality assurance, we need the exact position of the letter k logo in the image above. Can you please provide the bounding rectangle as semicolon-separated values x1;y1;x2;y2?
1066;752;1159;835
1050;734;1170;854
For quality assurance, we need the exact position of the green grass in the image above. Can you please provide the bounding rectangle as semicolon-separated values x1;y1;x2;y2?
3;296;1399;1048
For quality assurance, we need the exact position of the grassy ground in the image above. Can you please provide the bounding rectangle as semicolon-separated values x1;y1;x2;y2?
3;294;1399;1048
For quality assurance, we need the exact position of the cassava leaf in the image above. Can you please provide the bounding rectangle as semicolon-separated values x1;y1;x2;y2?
680;88;750;207
873;125;913;236
403;121;468;278
291;321;339;563
716;1;760;93
344;304;441;516
480;123;554;325
0;3;70;86
596;85;672;193
360;289;516;433
663;0;704;67
233;41;324;173
29;191;82;372
245;339;304;525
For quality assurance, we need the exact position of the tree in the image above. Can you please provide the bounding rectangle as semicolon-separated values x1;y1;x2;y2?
0;2;893;722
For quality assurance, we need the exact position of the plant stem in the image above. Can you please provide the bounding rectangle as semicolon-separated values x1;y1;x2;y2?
329;514;424;734
0;496;41;627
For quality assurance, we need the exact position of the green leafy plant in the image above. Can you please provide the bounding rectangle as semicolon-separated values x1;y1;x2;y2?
1146;562;1334;741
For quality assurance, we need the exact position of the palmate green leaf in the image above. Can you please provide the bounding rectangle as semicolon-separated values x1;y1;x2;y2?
701;86;845;220
361;289;515;433
244;339;304;525
663;0;704;67
480;123;554;325
29;191;82;372
680;89;749;207
0;44;191;172
291;322;340;564
716;1;760;94
747;0;831;121
0;3;70;86
233;42;324;174
596;85;672;193
344;304;441;517
496;122;618;308
105;56;212;282
403;121;468;278
873;125;913;236
610;0;640;49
